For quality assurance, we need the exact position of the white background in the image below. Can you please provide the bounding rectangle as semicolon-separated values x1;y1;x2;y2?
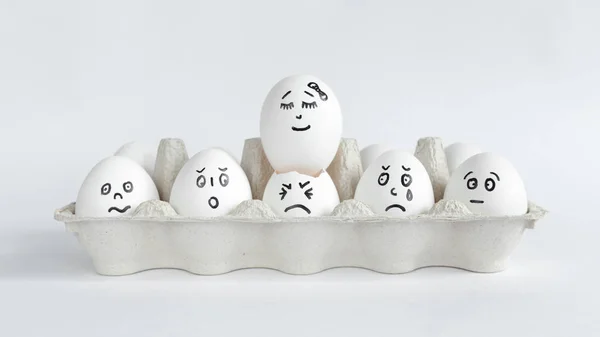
0;0;598;336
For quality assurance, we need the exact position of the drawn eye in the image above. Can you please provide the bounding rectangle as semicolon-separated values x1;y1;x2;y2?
123;181;133;193
279;187;288;200
406;189;413;201
485;178;496;192
467;178;478;190
401;174;412;187
301;101;318;109
196;175;206;188
280;102;294;110
378;172;390;186
101;183;111;195
304;187;313;200
219;173;229;187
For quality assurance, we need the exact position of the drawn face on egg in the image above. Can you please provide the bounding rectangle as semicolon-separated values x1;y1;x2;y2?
444;153;528;216
169;148;252;217
263;171;340;218
354;151;435;216
260;75;343;176
76;156;159;217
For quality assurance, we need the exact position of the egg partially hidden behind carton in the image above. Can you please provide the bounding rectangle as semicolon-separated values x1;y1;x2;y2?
444;152;527;216
76;156;159;217
170;148;252;217
444;142;482;175
260;75;342;176
360;144;393;171
115;141;157;177
354;150;435;216
263;171;340;217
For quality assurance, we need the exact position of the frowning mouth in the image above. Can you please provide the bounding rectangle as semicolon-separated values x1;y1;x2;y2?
470;200;484;204
291;125;311;132
284;204;311;214
108;205;131;213
385;204;406;212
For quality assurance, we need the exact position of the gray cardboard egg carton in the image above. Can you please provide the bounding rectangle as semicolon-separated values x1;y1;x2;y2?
54;137;547;276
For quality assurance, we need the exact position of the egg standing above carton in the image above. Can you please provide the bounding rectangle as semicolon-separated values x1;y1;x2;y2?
260;75;342;217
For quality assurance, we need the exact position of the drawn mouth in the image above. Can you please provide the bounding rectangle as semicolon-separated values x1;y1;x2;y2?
470;200;484;204
284;204;311;214
385;204;406;212
208;197;219;209
108;205;131;213
291;125;311;132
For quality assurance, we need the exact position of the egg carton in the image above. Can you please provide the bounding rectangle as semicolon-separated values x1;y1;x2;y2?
54;137;547;275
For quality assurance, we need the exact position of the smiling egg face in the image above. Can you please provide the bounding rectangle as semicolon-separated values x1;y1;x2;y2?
260;75;342;176
76;156;159;217
169;148;252;217
444;152;527;216
262;171;340;218
354;150;434;216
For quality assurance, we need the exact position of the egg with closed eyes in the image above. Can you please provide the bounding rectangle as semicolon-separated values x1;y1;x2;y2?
354;150;434;216
263;171;340;218
444;152;527;216
260;75;342;176
76;156;159;217
170;148;252;217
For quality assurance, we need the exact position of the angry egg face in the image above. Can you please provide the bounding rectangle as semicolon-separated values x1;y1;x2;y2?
76;156;159;217
262;171;340;217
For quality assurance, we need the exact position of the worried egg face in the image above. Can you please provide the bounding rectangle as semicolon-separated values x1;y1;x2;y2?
76;156;159;217
262;171;340;218
444;152;527;216
354;150;434;216
169;148;252;217
260;75;342;176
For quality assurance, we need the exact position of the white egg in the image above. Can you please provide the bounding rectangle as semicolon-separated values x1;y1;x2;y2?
76;156;159;217
263;171;340;218
444;152;527;216
354;150;434;216
360;144;393;171
260;75;342;176
114;141;157;176
170;148;252;217
444;142;483;175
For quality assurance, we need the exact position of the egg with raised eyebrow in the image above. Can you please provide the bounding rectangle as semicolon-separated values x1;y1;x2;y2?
76;156;159;217
444;152;527;216
354;150;434;216
170;148;252;217
262;171;340;218
260;74;342;176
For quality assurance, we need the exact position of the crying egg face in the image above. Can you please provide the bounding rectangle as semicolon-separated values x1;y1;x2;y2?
76;156;159;217
262;171;340;218
354;150;434;216
169;148;252;217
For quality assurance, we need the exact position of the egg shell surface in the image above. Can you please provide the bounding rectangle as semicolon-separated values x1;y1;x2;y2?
76;156;159;217
360;144;393;171
115;141;157;176
170;148;252;217
444;142;483;175
260;74;342;176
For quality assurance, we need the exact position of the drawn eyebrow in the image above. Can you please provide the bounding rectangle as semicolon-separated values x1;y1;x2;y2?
382;165;390;170
282;91;291;99
304;91;314;97
299;181;311;189
402;165;411;171
196;168;205;173
218;167;228;172
282;183;292;190
490;172;500;181
463;171;473;180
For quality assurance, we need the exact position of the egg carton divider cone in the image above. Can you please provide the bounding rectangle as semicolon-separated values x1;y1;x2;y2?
54;137;547;276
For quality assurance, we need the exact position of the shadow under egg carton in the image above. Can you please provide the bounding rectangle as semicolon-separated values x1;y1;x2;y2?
54;137;547;275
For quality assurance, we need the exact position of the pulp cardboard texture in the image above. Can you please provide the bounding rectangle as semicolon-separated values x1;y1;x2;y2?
55;137;547;276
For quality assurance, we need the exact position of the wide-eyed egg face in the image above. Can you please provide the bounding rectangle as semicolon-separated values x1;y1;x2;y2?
260;75;342;176
444;152;527;216
170;148;252;217
263;171;340;217
76;156;159;217
354;150;434;216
